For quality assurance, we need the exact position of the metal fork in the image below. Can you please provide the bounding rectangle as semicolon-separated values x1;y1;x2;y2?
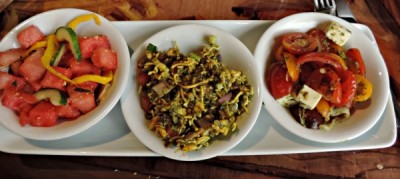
314;0;336;15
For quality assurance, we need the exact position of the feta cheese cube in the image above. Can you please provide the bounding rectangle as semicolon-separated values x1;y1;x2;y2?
297;85;322;110
325;21;351;46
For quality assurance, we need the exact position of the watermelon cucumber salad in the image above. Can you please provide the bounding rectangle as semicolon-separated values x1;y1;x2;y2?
0;14;118;127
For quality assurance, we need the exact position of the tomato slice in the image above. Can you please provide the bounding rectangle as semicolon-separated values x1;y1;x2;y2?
267;62;294;99
274;46;285;62
297;52;345;72
306;67;342;104
307;28;330;52
346;48;366;76
334;70;357;107
282;32;318;55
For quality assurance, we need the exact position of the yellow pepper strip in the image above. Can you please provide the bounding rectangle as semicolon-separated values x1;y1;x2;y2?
41;35;76;84
72;71;113;85
328;53;348;70
283;52;300;82
23;41;47;58
67;14;102;30
353;74;373;102
316;98;331;122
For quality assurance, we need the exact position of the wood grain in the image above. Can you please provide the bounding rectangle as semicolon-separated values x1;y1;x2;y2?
0;0;399;178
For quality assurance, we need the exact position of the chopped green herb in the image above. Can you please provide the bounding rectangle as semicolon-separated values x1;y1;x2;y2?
146;43;158;53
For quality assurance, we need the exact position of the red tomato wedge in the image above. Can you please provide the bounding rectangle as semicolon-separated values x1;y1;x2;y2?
346;48;366;76
307;28;330;52
282;32;318;55
17;25;45;49
268;62;294;99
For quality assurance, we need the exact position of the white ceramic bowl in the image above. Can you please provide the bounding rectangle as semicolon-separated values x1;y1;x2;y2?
254;12;390;143
0;8;130;140
121;24;262;161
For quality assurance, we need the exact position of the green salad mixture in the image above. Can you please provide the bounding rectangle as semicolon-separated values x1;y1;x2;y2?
137;35;254;152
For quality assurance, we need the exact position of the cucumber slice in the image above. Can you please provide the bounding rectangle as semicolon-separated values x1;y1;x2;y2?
34;89;68;106
55;26;82;61
51;43;67;66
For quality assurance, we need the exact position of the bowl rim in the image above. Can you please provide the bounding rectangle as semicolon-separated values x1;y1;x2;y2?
253;12;390;143
0;8;130;140
121;23;263;161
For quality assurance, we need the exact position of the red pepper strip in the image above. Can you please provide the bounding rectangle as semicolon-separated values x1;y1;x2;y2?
41;35;75;84
306;68;342;104
297;52;346;72
346;48;366;76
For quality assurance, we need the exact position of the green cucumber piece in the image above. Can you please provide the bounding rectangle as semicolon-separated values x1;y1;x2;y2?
34;89;67;106
51;43;67;66
55;26;82;61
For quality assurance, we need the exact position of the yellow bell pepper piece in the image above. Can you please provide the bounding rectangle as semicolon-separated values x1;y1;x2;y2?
67;14;101;30
316;98;331;122
41;35;75;84
72;71;113;85
353;74;373;102
283;52;300;82
23;40;47;58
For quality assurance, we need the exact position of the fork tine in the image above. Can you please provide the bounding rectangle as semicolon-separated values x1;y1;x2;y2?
319;0;326;8
314;0;320;9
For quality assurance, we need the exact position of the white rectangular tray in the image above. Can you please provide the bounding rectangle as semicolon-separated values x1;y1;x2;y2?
0;21;396;156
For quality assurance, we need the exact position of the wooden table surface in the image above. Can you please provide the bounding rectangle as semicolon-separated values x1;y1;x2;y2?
0;0;399;178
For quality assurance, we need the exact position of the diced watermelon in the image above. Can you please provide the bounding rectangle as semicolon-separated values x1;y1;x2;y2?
76;81;99;92
0;48;25;67
10;60;23;75
19;48;46;82
69;59;101;77
91;47;117;70
69;89;96;114
0;71;26;89
78;35;111;59
40;66;72;91
19;104;33;127
1;87;37;112
27;80;42;92
56;52;74;68
29;101;58;127
57;100;80;120
17;25;45;49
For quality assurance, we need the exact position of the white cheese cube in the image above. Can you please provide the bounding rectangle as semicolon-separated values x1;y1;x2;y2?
297;85;322;110
276;94;298;107
325;21;351;46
